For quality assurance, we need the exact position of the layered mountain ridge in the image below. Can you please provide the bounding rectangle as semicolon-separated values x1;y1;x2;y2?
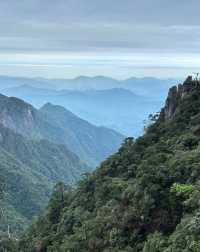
0;75;178;98
2;85;162;136
40;103;123;166
0;94;124;166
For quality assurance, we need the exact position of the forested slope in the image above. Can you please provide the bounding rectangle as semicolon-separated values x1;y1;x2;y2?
0;123;88;236
18;76;200;251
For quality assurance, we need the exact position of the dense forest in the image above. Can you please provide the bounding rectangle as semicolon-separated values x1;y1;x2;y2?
0;122;89;235
4;76;200;251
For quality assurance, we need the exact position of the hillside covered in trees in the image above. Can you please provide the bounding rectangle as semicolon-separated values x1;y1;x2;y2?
0;122;89;237
15;76;200;251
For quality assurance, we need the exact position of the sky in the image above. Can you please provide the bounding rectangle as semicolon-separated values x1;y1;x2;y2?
0;0;200;79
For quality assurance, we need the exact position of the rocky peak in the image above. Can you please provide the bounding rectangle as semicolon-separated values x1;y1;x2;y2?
0;95;36;136
163;76;200;120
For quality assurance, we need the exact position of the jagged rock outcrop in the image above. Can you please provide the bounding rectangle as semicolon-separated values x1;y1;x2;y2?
163;76;199;119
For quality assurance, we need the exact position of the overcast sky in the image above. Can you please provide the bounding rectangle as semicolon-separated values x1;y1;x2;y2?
0;0;200;79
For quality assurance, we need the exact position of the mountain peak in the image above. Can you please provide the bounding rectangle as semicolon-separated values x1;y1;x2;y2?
40;102;75;117
41;102;54;109
162;76;199;120
0;94;36;136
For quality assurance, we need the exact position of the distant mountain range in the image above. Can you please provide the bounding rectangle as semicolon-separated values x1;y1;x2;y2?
3;84;164;136
0;75;179;99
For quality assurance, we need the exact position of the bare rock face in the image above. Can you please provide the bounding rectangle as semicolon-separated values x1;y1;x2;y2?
163;76;198;120
164;85;180;119
0;96;36;137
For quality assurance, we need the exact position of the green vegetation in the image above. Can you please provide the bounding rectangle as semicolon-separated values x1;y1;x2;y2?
0;123;88;236
16;77;200;251
170;183;195;197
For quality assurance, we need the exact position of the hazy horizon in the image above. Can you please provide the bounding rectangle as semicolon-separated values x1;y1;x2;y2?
0;73;181;81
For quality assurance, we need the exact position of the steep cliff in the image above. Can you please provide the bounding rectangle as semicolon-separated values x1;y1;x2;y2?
163;76;198;119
